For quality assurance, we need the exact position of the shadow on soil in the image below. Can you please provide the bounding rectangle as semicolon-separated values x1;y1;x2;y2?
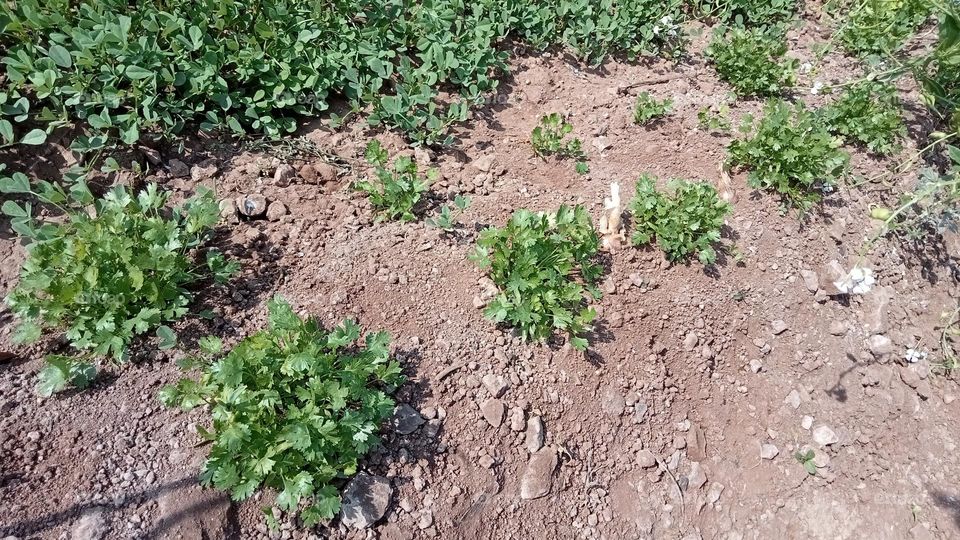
927;485;960;532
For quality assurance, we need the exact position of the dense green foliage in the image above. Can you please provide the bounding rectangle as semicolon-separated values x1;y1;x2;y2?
820;81;906;154
531;113;586;160
160;297;404;527
1;181;236;393
690;0;798;26
355;140;434;222
630;175;731;264
472;205;602;350
728;100;849;212
0;0;687;148
633;92;673;125
830;0;931;57
705;26;796;97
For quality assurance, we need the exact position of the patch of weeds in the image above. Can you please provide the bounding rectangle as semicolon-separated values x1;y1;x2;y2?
690;0;798;27
355;140;435;222
1;177;236;396
630;174;732;264
727;99;849;212
160;297;404;528
829;0;931;57
795;449;818;475
633;92;673;126
698;104;733;134
820;81;906;155
471;205;602;350
705;26;797;97
531;113;586;160
426;195;471;232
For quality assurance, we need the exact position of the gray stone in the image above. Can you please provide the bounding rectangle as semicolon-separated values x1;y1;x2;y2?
683;332;699;351
168;158;190;178
868;334;894;357
481;374;509;398
829;320;847;336
863;285;893;333
480;398;504;428
265;201;287;222
236;194;267;218
341;473;392;529
771;320;788;335
390;404;425;435
760;444;779;460
525;416;545;453
509;407;525;432
600;386;625;417
784;389;801;409
799;269;819;293
812;425;839;446
520;448;558;500
273;164;296;187
633;400;649;424
72;507;107;540
636;449;657;468
687;462;707;490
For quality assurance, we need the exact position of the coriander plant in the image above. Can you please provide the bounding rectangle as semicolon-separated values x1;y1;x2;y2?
820;81;906;155
2;179;237;395
633;92;673;126
630;174;732;264
531;113;586;160
830;0;931;57
355;140;435;222
705;26;797;97
426;195;471;232
728;99;849;212
471;205;602;350
160;297;404;527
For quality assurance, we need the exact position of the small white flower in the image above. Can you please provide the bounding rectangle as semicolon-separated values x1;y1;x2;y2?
904;348;927;363
800;62;813;74
834;266;875;295
810;81;824;95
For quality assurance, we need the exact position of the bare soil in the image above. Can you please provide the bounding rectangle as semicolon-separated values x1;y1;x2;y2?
1;14;959;540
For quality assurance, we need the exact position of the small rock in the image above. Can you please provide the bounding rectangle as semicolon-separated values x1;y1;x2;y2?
636;449;657;468
868;334;894;357
473;155;498;173
829;321;846;336
273;164;296;187
236;195;267;218
801;416;814;430
899;366;921;389
749;359;763;373
168;159;190;178
520;448;558;500
417;511;434;530
481;374;509;398
799;269;819;293
509;407;525;432
478;455;495;469
600;386;625;417
820;260;847;295
685;424;707;462
526;416;545;453
683;332;699;351
707;482;725;504
771;320;788;335
760;444;779;460
341;473;392;529
863;285;893;333
812;425;839;446
265;201;287;222
72;507;107;540
687;462;707;490
390;404;425;435
480;399;505;428
784;390;801;409
26;431;40;442
190;159;218;182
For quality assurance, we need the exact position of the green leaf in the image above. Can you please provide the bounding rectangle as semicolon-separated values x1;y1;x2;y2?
2;200;27;217
157;325;177;350
124;65;154;80
0;119;13;142
48;44;72;68
12;320;41;344
20;129;47;145
36;358;69;398
199;336;222;354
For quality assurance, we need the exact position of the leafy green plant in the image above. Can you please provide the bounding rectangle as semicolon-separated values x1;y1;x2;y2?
160;297;404;527
690;0;798;27
630;174;731;264
830;0;931;57
575;161;590;175
633;92;673;125
2;180;236;394
795;448;818;475
531;113;586;160
355;140;434;222
820;81;906;154
426;195;471;232
728;99;849;212
471;205;602;350
697;104;733;133
705;26;797;97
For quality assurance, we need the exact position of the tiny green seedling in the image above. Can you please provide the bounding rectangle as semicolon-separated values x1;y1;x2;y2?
633;92;673;126
698;105;732;134
575;161;590;175
426;195;471;232
355;140;435;222
795;449;818;475
531;113;586;160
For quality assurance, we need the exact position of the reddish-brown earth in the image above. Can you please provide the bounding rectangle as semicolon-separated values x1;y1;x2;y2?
1;14;959;540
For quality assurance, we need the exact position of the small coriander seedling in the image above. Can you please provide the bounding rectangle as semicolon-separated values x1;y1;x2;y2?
633;92;673;126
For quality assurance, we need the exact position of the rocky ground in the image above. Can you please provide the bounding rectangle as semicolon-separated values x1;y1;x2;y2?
1;12;960;540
